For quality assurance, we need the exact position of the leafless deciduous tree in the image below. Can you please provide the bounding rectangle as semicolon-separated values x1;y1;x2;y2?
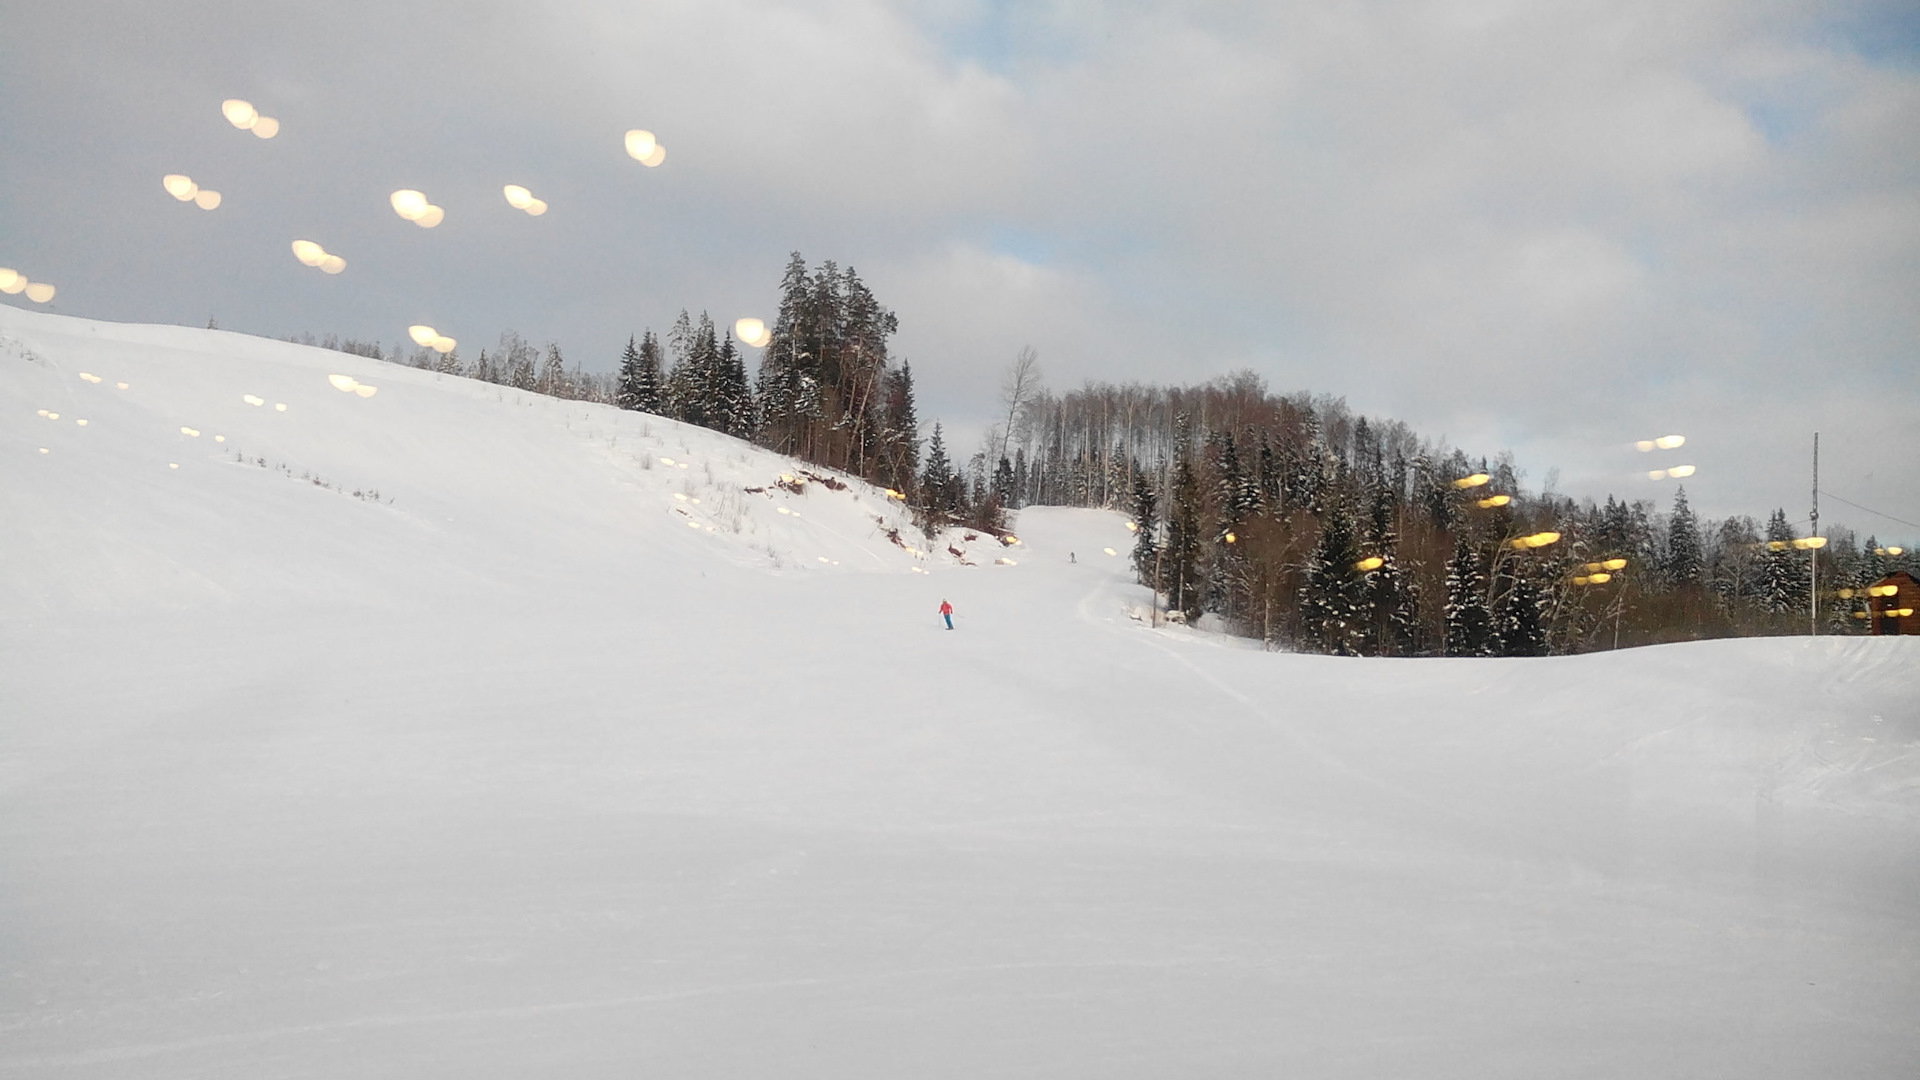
998;345;1043;465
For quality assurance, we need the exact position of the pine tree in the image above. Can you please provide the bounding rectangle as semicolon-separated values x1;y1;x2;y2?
1664;485;1703;586
1444;535;1494;657
1299;503;1368;655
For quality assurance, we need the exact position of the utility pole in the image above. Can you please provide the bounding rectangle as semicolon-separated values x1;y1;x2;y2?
1810;432;1819;636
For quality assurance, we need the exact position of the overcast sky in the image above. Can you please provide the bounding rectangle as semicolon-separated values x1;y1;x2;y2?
4;1;1917;539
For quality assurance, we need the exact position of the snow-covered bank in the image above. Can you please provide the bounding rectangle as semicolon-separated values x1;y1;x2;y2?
4;305;1917;1078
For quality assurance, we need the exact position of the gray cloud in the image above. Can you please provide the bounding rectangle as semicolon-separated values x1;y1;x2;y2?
2;0;1915;537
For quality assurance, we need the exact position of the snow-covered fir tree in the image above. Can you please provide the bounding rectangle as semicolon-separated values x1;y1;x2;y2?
1130;464;1159;586
1664;486;1703;587
1760;507;1808;615
919;423;959;529
1444;535;1495;657
1165;445;1205;621
1299;502;1369;655
1496;569;1548;656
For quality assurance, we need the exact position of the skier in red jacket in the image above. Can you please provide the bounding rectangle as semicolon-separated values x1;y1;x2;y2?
939;599;954;630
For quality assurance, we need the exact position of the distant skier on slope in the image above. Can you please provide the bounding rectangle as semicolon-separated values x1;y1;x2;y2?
939;599;954;630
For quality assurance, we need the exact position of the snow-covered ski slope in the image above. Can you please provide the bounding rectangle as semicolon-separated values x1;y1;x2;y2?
3;304;1917;1078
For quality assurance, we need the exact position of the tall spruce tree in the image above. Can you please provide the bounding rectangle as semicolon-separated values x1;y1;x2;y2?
615;336;645;411
1664;485;1703;586
920;423;958;529
1165;449;1205;621
877;361;919;495
1496;570;1548;656
1130;465;1160;586
1761;507;1807;615
1444;535;1495;656
1299;503;1368;655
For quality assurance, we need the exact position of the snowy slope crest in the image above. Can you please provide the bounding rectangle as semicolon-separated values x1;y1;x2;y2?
1;306;1006;614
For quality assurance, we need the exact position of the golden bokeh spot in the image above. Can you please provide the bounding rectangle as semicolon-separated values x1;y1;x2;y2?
1665;464;1696;478
274;403;287;411
38;447;49;454
251;116;279;139
735;317;768;346
163;174;197;200
79;372;101;383
0;274;28;296
354;385;378;398
319;255;346;274
75;419;87;426
1634;440;1655;452
1477;495;1511;508
1225;532;1238;543
640;144;666;168
1588;572;1611;583
997;558;1017;566
243;394;264;406
116;382;129;390
414;205;444;228
1655;434;1685;449
390;190;429;220
1648;470;1667;480
180;426;200;436
1573;576;1591;586
1353;556;1384;571
169;462;179;469
1838;588;1855;599
213;434;224;441
430;336;456;354
1104;547;1117;556
291;240;327;266
624;129;657;161
1603;558;1627;570
526;199;548;216
503;185;534;209
661;457;676;465
409;325;439;346
193;189;222;210
1453;473;1490;489
0;268;19;290
24;283;55;303
328;374;360;392
221;99;257;129
46;412;60;420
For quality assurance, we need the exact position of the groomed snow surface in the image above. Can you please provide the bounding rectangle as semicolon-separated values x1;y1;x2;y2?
3;305;1917;1078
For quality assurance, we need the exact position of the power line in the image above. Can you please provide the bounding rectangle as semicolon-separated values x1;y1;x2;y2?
1817;489;1920;531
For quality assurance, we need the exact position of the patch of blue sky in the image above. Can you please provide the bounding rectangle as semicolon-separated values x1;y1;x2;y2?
987;224;1053;266
1816;0;1920;68
916;0;1082;78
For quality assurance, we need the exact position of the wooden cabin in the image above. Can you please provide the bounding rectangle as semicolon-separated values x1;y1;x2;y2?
1868;570;1920;636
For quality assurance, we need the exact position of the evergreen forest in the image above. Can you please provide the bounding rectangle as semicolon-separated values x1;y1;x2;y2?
298;253;1916;656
